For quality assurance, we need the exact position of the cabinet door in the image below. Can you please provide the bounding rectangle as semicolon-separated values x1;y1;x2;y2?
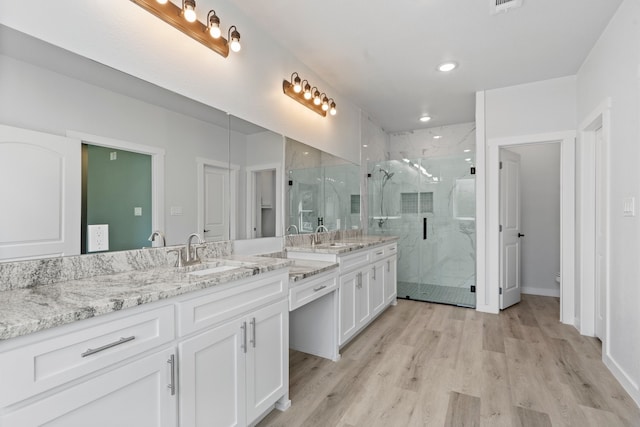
356;269;371;329
339;269;358;345
179;320;246;427
246;299;288;422
3;348;176;427
370;261;386;315
384;256;397;304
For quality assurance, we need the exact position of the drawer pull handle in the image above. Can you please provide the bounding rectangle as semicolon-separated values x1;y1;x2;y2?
241;322;247;353
81;336;135;358
250;318;256;348
372;266;376;280
313;285;327;292
167;354;176;396
375;251;383;256
387;260;391;272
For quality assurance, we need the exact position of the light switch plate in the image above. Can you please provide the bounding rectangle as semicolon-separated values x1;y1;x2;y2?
134;207;142;216
170;206;183;216
88;224;109;252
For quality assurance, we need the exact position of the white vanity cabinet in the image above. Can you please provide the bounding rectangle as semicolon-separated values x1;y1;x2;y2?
339;267;371;345
0;305;177;426
176;269;290;427
2;347;177;427
0;269;291;427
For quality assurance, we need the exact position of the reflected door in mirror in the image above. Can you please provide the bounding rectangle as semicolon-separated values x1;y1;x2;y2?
0;125;81;261
203;165;230;241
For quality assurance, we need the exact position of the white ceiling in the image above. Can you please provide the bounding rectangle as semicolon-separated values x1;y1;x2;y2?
231;0;622;132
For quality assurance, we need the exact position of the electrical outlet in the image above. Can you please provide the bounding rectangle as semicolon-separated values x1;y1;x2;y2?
88;224;109;252
134;207;142;216
623;197;636;217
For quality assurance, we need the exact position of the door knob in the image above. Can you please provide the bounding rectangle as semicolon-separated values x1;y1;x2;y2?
518;233;525;238
204;229;210;233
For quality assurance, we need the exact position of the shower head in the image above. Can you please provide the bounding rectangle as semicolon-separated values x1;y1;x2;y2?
379;168;394;180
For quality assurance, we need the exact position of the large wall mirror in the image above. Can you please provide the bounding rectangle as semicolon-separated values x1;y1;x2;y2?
285;138;361;234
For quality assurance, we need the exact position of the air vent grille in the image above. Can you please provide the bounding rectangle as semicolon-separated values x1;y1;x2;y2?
490;0;523;14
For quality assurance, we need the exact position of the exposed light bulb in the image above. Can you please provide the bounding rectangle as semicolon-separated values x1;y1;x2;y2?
293;75;302;93
183;0;196;23
157;0;168;4
229;26;241;52
209;25;221;38
329;101;337;116
207;11;221;38
303;83;312;100
313;91;321;105
321;96;329;111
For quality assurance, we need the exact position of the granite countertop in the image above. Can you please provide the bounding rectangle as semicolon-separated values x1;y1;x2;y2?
285;235;399;255
0;255;291;341
287;259;339;284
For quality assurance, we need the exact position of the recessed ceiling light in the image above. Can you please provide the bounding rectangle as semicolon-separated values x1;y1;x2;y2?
419;115;431;122
465;158;472;162
438;62;457;72
362;144;368;148
433;135;442;139
464;149;471;152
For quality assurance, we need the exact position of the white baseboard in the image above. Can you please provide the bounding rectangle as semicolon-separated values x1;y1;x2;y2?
521;286;560;297
604;354;640;409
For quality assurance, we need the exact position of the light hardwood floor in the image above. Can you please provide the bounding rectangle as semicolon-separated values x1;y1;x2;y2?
258;295;640;427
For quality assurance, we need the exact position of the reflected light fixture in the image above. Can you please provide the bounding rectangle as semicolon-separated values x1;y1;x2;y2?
206;10;221;38
131;0;242;58
282;73;336;117
420;115;431;122
228;26;241;52
182;0;197;23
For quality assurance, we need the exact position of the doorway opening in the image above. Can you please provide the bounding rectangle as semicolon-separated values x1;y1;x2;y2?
197;157;238;242
499;143;562;311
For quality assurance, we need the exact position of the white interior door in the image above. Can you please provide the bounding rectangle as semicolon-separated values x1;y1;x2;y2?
0;124;80;261
203;165;230;242
595;126;607;341
499;149;522;309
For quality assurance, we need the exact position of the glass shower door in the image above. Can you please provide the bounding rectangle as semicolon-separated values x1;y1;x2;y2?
369;154;476;308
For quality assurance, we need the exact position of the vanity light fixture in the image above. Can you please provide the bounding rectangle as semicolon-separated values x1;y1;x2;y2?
206;10;221;38
282;73;336;117
130;0;242;58
228;26;241;52
182;0;197;23
302;80;312;100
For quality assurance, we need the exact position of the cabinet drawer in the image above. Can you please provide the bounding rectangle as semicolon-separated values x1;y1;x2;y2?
0;305;175;408
178;271;287;337
289;273;337;311
338;250;370;274
371;243;397;262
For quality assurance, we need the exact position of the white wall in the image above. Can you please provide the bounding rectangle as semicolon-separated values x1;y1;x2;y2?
477;76;576;314
0;53;229;245
0;0;361;164
576;0;640;405
507;143;561;297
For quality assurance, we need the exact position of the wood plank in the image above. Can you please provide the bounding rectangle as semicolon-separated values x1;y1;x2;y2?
482;312;506;353
514;406;552;427
444;391;481;427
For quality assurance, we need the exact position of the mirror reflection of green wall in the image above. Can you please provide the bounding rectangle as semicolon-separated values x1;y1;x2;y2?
82;144;152;253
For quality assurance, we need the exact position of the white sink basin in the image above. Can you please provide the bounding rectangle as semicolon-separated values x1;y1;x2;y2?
187;265;239;276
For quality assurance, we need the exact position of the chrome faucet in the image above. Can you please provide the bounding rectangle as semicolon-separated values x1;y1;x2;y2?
286;224;299;235
148;230;166;247
315;225;329;233
185;233;205;264
312;225;329;246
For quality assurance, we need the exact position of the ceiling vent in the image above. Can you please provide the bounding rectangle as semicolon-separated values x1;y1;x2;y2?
490;0;523;14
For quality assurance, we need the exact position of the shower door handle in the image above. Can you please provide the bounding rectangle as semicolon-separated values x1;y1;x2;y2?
423;218;427;240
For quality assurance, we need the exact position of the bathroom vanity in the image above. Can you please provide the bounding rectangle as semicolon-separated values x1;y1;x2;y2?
0;233;398;426
0;250;291;427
